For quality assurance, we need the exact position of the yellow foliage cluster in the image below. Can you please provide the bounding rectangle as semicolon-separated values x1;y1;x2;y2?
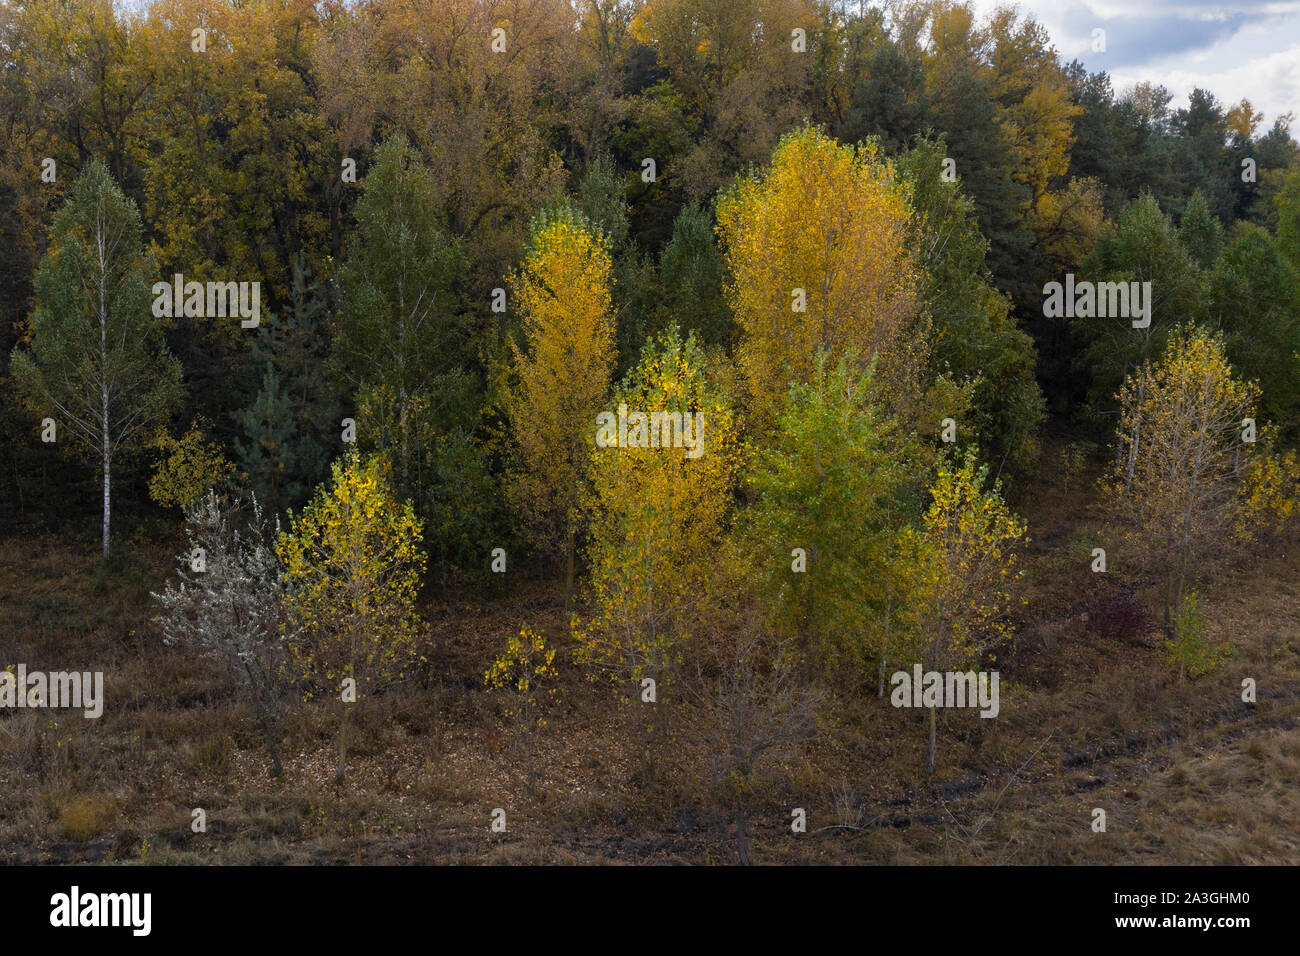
483;626;559;726
148;421;234;510
506;210;617;562
574;331;743;690
908;451;1027;669
1241;445;1300;539
716;125;926;431
277;451;427;700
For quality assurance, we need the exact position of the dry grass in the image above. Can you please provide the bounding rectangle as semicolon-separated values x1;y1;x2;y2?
1;469;1297;865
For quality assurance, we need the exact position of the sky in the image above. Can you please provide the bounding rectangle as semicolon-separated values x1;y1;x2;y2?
969;0;1300;128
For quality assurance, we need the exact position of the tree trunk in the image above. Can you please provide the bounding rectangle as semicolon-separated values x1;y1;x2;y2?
259;707;284;777
564;523;575;606
1123;382;1144;492
926;704;937;777
101;309;111;561
335;699;352;792
736;805;750;866
241;658;283;777
101;426;111;561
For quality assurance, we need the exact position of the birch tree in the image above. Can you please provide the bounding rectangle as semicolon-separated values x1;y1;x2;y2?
10;161;183;560
1106;327;1260;632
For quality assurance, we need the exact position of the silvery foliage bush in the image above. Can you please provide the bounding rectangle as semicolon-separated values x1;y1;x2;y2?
152;490;290;775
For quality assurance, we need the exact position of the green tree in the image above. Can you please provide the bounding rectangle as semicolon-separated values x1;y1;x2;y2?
1207;225;1300;440
10;161;183;559
335;134;467;499
238;254;340;516
1177;189;1224;269
1275;166;1300;268
900;137;1045;472
1074;193;1205;426
743;351;918;675
238;364;301;514
657;202;730;348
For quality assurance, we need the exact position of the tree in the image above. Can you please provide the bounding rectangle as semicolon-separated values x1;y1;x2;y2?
900;137;1045;472
1274;166;1300;268
690;624;819;865
152;490;287;775
131;0;334;304
1178;189;1224;269
573;152;658;376
575;328;741;694
277;451;426;701
716;125;926;432
148;419;234;511
483;624;560;792
629;0;822;204
237;254;340;517
657;201;730;348
742;350;917;675
277;450;426;785
1170;89;1234;221
1105;327;1259;631
907;450;1026;776
312;0;572;287
10;160;183;559
335;134;466;499
1206;225;1300;440
505;203;617;590
238;365;301;515
895;1;1033;301
1074;193;1205;426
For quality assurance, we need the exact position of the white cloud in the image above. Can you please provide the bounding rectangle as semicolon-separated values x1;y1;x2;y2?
969;0;1300;125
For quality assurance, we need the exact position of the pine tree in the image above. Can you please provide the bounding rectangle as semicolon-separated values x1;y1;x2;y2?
238;364;300;514
1178;190;1224;269
237;253;339;515
657;202;730;348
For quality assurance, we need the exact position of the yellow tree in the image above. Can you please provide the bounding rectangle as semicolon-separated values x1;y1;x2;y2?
904;450;1026;775
277;450;426;780
147;420;234;511
574;328;742;713
715;125;927;432
505;204;617;591
983;7;1082;204
1106;327;1260;645
132;0;333;307
1240;436;1300;542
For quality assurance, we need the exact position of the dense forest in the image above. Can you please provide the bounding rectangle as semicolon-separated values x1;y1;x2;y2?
1;0;1298;866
